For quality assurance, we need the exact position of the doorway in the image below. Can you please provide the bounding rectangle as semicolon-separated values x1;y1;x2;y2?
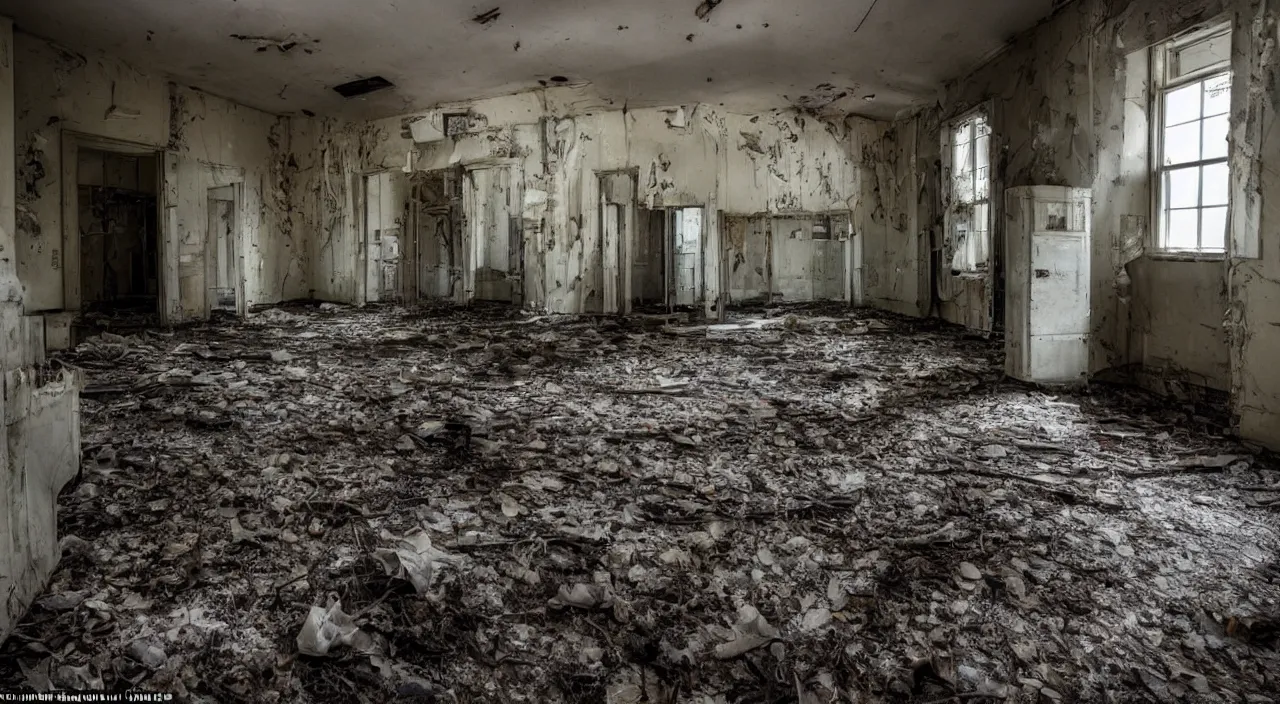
632;205;705;311
669;207;704;308
463;165;521;305
411;168;463;301
597;170;637;314
75;149;160;326
206;186;238;314
363;171;409;303
632;208;666;310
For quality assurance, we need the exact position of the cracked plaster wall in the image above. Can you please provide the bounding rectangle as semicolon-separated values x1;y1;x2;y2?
297;88;858;314
1233;0;1280;446
1;16;83;647
848;116;931;317
865;0;1236;371
13;32;305;319
863;0;1280;447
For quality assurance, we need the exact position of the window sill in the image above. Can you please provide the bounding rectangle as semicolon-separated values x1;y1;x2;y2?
1144;251;1226;263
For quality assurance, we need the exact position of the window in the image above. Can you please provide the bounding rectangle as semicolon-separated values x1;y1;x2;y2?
1153;23;1231;254
945;110;992;273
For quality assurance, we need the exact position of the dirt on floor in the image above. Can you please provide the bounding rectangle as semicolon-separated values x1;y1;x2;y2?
2;302;1279;703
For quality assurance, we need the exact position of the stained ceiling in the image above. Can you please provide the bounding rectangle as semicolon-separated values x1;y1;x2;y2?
0;0;1060;121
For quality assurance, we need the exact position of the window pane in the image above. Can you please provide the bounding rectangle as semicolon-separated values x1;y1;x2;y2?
1200;207;1228;250
1166;166;1200;209
1166;209;1199;249
953;122;971;145
953;136;974;204
954;138;972;172
1172;33;1231;80
1202;162;1230;206
974;136;990;200
1164;122;1201;165
973;203;989;265
1203;74;1231;117
1202;114;1229;159
1165;83;1203;126
975;117;991;138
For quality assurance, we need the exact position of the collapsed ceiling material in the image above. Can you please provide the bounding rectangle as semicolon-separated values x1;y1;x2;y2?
0;0;1059;120
2;303;1278;701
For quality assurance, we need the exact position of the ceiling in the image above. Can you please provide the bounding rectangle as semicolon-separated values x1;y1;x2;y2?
0;0;1060;121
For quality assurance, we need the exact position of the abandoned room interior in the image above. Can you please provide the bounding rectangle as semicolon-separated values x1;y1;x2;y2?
2;0;1280;701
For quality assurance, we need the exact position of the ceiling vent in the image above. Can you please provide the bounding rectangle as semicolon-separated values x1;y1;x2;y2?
332;76;394;98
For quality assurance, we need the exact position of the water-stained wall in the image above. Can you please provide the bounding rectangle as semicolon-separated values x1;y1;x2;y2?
14;32;305;321
292;88;860;314
862;0;1280;448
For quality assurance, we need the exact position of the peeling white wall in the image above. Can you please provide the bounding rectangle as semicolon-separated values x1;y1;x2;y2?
866;0;1237;369
13;32;303;318
1232;0;1280;447
861;0;1280;449
14;31;167;311
1128;258;1230;390
1;16;83;647
167;86;300;316
298;88;860;314
849;116;930;317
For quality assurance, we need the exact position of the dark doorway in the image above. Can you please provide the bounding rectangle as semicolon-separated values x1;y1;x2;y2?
77;149;160;327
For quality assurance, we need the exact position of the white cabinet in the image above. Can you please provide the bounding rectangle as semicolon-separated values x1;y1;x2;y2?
1005;186;1091;383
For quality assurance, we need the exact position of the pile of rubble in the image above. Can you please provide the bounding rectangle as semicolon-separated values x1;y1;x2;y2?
1;302;1278;703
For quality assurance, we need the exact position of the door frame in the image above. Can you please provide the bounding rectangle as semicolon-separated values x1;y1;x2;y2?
596;168;639;314
60;132;168;321
664;205;707;311
203;183;246;318
461;158;523;306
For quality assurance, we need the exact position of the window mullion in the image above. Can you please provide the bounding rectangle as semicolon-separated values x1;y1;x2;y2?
1197;164;1205;250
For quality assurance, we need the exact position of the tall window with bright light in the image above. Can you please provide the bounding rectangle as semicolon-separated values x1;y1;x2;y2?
946;111;991;273
1154;23;1232;254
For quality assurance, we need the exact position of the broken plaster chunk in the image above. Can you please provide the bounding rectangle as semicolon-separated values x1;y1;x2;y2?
498;492;526;517
714;605;779;660
296;600;381;657
801;608;832;631
659;547;693;568
959;562;982;581
372;532;461;594
548;583;613;610
127;640;168;669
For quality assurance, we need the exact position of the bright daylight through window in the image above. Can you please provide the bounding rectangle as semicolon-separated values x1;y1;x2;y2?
948;111;991;273
1155;23;1232;254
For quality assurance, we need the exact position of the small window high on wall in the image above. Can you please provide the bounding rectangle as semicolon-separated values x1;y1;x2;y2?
1153;22;1232;254
944;109;992;274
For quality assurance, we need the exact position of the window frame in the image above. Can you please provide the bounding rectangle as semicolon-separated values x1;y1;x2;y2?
1150;22;1232;258
942;106;994;276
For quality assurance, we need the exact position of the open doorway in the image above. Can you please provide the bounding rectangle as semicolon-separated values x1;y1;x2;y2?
632;208;666;310
76;149;160;328
595;170;637;314
206;186;238;314
669;207;703;308
632;205;704;312
363;171;409;303
463;164;522;305
412;168;463;301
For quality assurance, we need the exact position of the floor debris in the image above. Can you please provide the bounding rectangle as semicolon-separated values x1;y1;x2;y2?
2;302;1279;702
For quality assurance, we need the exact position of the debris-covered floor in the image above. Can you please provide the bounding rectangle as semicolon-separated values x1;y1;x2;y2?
3;303;1280;703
